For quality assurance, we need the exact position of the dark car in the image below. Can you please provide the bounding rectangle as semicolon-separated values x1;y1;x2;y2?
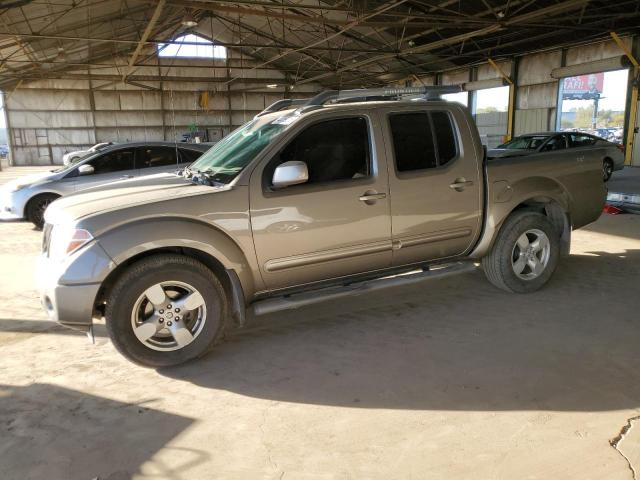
487;131;625;181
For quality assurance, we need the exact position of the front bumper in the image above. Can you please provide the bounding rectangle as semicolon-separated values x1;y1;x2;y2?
0;188;27;220
37;239;115;332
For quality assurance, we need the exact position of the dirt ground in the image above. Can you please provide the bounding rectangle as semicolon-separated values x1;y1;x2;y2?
1;167;640;479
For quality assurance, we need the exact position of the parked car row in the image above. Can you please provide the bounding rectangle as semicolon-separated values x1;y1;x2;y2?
0;142;210;228
488;131;625;181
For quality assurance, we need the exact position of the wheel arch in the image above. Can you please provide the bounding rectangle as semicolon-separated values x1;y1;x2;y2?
95;245;248;328
471;192;571;259
92;218;257;327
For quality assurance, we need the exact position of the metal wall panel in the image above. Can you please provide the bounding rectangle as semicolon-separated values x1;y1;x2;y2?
515;109;553;135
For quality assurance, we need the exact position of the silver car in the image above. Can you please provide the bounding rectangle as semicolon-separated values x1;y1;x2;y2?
487;131;625;181
0;142;209;228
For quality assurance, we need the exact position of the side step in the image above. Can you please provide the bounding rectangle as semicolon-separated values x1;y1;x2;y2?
252;261;477;316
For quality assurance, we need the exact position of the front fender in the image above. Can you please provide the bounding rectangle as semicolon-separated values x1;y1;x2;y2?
97;217;259;298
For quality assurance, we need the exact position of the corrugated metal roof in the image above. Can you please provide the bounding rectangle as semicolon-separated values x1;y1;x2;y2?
0;0;638;90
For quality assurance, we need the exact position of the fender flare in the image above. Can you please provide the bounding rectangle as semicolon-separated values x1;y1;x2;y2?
94;217;258;322
471;176;572;259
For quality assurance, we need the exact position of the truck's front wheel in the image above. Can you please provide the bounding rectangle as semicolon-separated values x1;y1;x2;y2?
482;211;560;293
105;254;228;367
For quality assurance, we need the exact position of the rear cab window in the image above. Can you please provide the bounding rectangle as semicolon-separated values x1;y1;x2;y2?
388;110;458;173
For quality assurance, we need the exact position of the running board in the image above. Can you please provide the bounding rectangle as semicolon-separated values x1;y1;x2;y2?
252;261;477;316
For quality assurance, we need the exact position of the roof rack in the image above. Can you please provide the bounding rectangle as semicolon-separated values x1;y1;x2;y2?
254;85;464;117
306;85;463;106
255;98;308;117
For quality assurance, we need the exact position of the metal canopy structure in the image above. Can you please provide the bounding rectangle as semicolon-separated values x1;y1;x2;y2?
0;0;639;90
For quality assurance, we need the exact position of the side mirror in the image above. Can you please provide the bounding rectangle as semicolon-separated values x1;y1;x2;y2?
272;161;308;189
77;164;94;176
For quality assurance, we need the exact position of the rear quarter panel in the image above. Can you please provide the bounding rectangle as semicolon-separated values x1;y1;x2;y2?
472;149;606;258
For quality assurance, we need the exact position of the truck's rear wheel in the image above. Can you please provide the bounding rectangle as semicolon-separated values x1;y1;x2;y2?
482;211;560;293
105;254;228;367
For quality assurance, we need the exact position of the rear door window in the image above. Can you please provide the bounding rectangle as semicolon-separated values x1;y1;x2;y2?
137;147;178;169
86;149;135;174
431;111;457;166
541;135;567;152
388;111;458;172
570;133;597;148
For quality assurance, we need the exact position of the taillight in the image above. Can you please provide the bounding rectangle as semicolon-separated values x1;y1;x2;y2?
616;144;625;153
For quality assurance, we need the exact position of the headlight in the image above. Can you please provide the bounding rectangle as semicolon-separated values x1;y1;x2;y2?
49;225;93;259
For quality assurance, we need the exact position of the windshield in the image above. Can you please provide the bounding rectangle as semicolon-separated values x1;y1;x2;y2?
497;135;549;150
189;116;289;183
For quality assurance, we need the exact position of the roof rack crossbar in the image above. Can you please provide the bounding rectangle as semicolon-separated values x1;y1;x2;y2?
306;85;463;106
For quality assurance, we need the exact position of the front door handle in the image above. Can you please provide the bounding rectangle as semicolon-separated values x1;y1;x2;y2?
120;175;134;179
449;178;473;192
359;191;387;205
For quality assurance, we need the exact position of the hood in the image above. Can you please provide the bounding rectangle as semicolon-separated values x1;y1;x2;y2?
2;171;57;191
487;149;534;159
45;173;227;224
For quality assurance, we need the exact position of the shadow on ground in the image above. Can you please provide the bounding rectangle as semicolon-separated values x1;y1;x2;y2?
162;249;640;412
0;318;107;338
0;383;202;479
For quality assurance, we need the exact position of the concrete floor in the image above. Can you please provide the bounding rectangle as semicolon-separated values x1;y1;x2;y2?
1;166;640;479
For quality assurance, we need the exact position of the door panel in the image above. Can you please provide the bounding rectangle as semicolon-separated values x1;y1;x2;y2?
381;107;483;266
249;114;392;291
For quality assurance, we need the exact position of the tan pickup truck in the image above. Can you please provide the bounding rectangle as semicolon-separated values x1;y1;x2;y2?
38;87;606;367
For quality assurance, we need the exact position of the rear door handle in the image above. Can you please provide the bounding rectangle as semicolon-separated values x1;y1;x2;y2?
359;191;387;204
120;175;134;179
449;178;473;192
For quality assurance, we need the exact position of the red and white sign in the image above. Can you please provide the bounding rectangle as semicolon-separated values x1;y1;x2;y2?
562;73;604;95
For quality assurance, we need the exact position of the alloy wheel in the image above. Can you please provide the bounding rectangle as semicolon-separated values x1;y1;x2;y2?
130;281;207;351
511;229;551;280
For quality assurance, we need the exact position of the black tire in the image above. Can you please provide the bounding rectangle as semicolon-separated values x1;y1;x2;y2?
603;159;614;182
26;193;59;229
105;254;229;368
481;211;560;293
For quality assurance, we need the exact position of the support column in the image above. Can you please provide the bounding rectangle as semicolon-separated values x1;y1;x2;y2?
488;58;515;142
612;33;639;166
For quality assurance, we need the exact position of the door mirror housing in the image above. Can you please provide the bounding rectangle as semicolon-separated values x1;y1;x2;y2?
77;164;95;176
272;161;309;189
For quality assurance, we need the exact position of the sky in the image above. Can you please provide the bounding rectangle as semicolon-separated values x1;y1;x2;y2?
158;34;227;59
